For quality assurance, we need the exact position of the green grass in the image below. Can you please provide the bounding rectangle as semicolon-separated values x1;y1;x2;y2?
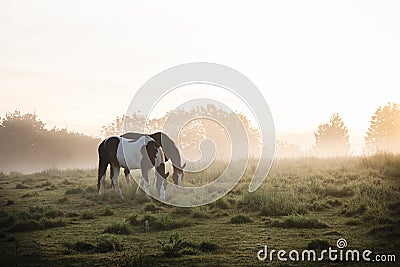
0;154;399;266
271;214;328;229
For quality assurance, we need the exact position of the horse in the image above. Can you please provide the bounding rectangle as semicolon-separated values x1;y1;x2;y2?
97;135;169;199
120;132;186;186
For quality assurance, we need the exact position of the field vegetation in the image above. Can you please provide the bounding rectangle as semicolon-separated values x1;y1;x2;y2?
0;154;399;266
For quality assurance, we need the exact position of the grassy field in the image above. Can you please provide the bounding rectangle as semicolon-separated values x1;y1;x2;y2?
0;154;399;266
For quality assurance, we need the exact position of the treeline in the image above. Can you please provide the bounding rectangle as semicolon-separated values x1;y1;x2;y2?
1;101;398;172
277;102;400;157
0;110;99;173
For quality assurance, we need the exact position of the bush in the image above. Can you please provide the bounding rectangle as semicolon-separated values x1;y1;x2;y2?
239;190;309;216
191;209;211;219
199;241;218;252
127;214;140;226
68;241;95;252
104;222;130;235
6;200;15;205
103;206;114;216
171;207;192;215
15;183;29;189
143;203;159;212
158;232;182;258
0;211;15;229
8;218;65;232
95;236;123;253
212;198;229;210
80;211;96;220
230;215;251;224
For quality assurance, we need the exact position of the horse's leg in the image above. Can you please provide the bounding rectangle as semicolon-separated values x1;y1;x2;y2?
155;174;166;200
124;168;132;187
111;165;124;199
110;164;115;189
98;159;107;195
140;168;151;199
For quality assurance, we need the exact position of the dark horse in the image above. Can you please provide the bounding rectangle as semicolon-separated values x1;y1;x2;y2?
120;132;186;186
98;135;169;199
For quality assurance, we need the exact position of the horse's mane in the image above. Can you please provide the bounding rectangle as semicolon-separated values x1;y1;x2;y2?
150;132;182;169
121;132;182;169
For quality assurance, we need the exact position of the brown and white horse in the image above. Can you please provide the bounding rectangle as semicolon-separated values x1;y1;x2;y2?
121;132;186;185
97;135;169;199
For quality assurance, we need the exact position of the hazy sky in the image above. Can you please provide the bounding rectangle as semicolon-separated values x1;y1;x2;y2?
0;1;399;153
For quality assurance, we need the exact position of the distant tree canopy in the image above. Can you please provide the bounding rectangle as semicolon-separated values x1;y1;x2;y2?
102;104;262;160
365;102;400;153
313;113;350;156
0;110;99;172
275;141;304;158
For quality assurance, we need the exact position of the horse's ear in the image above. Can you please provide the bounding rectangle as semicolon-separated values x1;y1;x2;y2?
165;172;170;178
181;163;186;169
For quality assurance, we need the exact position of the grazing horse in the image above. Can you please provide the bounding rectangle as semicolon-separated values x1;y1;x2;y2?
121;132;186;186
98;135;169;199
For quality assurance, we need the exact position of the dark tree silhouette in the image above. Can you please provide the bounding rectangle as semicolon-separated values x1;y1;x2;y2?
313;113;350;156
365;102;400;153
0;110;99;172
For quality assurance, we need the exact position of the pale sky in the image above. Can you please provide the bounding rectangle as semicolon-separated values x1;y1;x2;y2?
0;1;399;153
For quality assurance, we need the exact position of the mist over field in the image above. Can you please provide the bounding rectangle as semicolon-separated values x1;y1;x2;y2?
1;100;399;173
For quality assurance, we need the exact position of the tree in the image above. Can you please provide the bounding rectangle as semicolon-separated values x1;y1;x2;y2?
365;102;400;153
313;113;350;156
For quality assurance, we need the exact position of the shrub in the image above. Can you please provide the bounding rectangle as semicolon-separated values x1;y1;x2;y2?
240;190;309;216
80;211;96;220
15;183;29;189
66;212;80;218
8;218;65;232
158;232;182;258
103;206;114;216
6;200;14;205
67;241;95;252
95;236;123;253
143;203;159;212
171;207;192;215
104;222;130;235
230;215;251;224
191;209;211;219
199;241;218;252
212;198;229;210
0;212;15;229
127;214;140;226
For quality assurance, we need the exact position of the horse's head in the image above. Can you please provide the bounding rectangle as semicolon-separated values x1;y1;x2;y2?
172;162;186;186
